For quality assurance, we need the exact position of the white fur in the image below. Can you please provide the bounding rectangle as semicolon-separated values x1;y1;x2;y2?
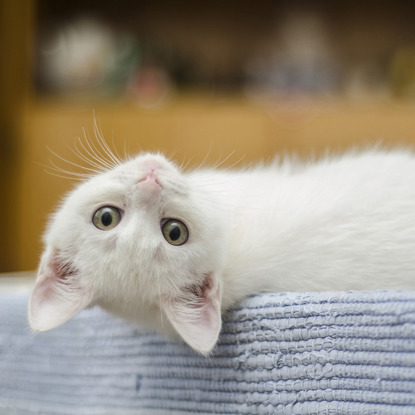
29;148;415;354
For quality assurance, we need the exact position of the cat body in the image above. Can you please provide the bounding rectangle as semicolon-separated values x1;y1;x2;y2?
29;149;415;354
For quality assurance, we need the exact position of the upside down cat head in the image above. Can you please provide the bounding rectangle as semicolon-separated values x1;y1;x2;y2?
28;153;227;355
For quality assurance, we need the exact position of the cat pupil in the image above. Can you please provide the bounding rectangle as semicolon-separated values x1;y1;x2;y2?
101;212;113;227
169;226;181;241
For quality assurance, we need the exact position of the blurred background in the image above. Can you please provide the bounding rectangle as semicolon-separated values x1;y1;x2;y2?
1;0;415;273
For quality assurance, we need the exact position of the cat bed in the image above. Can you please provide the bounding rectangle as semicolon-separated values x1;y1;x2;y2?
1;291;415;415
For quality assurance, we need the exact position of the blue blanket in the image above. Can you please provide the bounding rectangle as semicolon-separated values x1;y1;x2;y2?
1;291;415;414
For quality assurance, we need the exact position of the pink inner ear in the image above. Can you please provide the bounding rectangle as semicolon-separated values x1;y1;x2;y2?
28;251;93;332
162;273;222;355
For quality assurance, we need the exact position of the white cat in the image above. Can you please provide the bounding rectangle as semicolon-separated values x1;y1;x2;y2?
28;148;415;354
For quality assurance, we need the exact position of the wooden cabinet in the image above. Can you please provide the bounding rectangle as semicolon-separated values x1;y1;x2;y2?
2;2;415;271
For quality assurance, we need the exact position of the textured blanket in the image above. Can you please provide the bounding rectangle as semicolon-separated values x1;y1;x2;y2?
1;291;415;415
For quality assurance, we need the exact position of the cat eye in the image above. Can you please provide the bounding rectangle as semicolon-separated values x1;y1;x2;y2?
161;219;189;246
92;206;122;231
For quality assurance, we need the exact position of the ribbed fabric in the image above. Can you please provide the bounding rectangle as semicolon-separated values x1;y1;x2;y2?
1;291;415;414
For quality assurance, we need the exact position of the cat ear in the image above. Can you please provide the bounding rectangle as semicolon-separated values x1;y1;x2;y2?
28;249;94;332
162;273;222;355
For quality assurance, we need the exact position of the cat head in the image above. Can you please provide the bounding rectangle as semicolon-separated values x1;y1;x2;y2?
28;153;226;355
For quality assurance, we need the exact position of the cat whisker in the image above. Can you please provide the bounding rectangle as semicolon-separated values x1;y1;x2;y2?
193;140;213;172
38;161;94;181
181;157;194;171
48;159;100;176
79;129;115;170
226;153;248;170
93;118;123;167
42;170;89;181
164;149;179;167
46;147;104;175
70;139;108;172
110;132;127;165
212;149;236;169
84;129;115;169
122;139;132;162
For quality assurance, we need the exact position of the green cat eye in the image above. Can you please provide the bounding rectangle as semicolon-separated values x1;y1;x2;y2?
161;219;189;246
93;206;122;230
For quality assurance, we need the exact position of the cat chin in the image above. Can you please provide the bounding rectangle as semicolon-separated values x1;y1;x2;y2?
99;301;174;336
101;271;222;355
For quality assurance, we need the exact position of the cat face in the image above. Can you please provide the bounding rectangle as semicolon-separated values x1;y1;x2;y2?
28;153;226;354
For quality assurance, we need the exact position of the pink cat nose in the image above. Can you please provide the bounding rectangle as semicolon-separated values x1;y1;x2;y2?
137;169;162;188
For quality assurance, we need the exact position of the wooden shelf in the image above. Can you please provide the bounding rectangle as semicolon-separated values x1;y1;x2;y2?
24;93;415;157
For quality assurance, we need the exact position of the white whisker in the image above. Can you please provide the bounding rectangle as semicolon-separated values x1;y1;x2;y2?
212;149;236;169
122;139;131;161
110;131;125;165
194;140;213;171
48;159;98;176
37;160;94;181
81;128;114;170
70;139;107;171
93;118;122;167
46;147;102;174
180;156;193;171
226;153;248;170
42;169;89;181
